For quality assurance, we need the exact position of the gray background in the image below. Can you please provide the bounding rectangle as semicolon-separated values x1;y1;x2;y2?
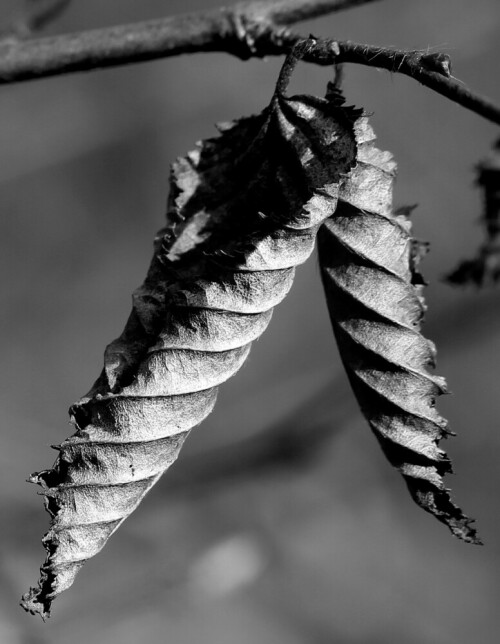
1;1;500;642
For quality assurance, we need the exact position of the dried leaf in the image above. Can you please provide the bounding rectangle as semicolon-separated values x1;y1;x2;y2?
22;77;361;617
447;137;500;286
318;118;480;544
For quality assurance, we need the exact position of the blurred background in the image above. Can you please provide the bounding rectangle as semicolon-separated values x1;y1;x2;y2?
1;1;500;642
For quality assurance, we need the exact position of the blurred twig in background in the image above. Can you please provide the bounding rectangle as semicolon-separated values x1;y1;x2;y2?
447;139;500;286
0;0;376;80
0;0;71;41
168;375;357;495
0;0;498;125
0;0;494;128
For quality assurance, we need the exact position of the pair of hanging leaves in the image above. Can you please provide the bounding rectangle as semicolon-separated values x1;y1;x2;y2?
22;47;479;619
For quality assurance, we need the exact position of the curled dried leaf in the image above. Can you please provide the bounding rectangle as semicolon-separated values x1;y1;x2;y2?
22;73;361;617
318;117;480;544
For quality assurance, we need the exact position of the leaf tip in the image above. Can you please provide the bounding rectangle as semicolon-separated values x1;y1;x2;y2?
20;586;52;620
407;480;482;545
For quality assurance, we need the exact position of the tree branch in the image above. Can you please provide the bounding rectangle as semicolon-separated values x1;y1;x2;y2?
241;0;379;24
0;0;377;83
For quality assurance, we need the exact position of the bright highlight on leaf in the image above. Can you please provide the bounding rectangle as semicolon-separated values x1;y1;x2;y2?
447;137;500;286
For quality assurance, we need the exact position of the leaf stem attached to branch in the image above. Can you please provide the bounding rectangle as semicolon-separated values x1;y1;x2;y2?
0;0;498;127
0;0;375;82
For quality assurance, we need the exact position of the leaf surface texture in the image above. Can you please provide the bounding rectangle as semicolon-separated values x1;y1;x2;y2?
22;83;360;617
317;118;480;544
